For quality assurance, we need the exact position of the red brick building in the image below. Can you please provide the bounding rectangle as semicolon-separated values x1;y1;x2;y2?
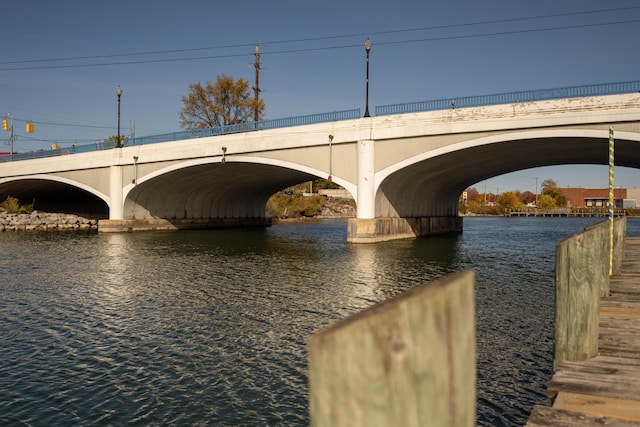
560;188;628;208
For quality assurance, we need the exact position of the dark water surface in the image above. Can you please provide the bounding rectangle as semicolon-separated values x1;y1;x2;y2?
2;217;638;426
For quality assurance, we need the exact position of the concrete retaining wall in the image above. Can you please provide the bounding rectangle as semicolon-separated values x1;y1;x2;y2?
347;216;463;243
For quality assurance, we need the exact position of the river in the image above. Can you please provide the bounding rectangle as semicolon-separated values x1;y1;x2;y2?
2;216;638;426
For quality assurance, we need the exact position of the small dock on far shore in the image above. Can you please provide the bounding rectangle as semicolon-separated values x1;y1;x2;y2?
526;237;640;425
506;208;626;217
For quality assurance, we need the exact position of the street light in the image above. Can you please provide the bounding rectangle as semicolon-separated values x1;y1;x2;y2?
364;39;371;118
116;86;123;148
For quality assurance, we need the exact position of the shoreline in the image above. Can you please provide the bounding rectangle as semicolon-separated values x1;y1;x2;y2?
0;211;353;232
0;211;99;231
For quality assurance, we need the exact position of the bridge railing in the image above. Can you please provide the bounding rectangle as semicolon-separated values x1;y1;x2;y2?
2;79;640;163
0;108;361;163
375;80;640;116
129;109;361;147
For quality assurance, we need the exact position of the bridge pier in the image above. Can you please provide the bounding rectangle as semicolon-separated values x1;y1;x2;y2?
347;216;463;243
109;165;124;220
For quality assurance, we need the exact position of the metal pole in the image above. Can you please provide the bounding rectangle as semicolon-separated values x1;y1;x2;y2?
8;113;13;160
254;45;260;123
364;39;371;118
116;86;122;148
609;126;615;276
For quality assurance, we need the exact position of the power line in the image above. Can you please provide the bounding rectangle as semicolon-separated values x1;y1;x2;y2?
372;19;640;48
0;17;636;72
13;118;114;129
260;6;640;46
0;6;636;70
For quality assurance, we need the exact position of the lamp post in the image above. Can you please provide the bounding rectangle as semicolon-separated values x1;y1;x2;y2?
364;39;371;118
116;86;123;148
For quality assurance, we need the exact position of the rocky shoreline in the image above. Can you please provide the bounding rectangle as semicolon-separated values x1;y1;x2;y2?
0;211;99;231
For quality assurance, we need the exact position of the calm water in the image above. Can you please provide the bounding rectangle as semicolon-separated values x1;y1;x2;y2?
1;217;638;426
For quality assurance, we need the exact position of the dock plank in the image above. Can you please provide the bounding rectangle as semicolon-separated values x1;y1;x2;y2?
600;306;640;320
552;391;640;422
526;405;640;426
547;356;640;401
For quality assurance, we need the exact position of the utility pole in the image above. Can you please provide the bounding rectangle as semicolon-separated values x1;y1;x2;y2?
254;45;260;123
484;180;487;205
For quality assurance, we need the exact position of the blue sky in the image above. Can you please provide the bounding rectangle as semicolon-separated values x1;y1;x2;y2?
1;0;639;193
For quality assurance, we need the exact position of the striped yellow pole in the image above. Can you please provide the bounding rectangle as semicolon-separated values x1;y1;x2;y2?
609;126;615;276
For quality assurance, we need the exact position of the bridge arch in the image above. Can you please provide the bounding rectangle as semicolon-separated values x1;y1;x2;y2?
374;129;640;218
122;156;356;221
0;174;109;214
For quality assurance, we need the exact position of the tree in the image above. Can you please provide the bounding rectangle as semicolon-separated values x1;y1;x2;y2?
179;74;265;129
536;194;557;210
105;134;125;146
541;178;560;197
496;191;524;214
540;178;567;207
520;191;536;205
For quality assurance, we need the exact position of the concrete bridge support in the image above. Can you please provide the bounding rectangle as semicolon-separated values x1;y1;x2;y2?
109;165;123;220
347;138;462;243
347;217;462;243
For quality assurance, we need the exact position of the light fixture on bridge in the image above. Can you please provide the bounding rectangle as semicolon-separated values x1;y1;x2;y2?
116;86;123;148
221;146;227;163
133;156;139;185
364;39;371;118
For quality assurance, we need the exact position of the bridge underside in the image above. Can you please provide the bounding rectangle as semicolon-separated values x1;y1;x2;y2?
101;162;318;232
380;135;640;217
0;179;108;216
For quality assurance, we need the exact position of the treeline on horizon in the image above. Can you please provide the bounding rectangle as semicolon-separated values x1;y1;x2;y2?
460;178;567;215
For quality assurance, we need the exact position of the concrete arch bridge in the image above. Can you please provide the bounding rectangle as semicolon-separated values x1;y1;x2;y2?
1;83;640;243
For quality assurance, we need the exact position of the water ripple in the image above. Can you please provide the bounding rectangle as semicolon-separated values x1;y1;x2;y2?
2;218;639;426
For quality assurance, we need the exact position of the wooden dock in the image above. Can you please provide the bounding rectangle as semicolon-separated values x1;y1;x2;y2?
527;237;640;426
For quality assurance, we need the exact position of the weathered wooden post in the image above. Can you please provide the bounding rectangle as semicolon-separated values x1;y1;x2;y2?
612;217;627;276
553;218;626;370
308;270;476;427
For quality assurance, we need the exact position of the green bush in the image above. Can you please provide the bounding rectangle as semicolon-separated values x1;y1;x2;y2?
266;193;324;218
0;196;33;214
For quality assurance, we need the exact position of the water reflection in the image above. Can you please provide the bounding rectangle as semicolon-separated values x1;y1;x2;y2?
3;218;638;426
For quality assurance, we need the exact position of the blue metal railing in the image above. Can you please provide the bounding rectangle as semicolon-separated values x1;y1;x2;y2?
2;80;639;163
129;108;361;146
375;80;640;116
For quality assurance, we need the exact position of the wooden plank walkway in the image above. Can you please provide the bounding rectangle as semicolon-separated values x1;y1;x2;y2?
527;237;640;426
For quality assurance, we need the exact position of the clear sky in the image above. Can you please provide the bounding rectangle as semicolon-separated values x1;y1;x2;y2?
1;0;639;193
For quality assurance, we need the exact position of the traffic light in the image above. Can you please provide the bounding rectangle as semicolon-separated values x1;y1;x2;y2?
1;118;7;131
25;122;34;133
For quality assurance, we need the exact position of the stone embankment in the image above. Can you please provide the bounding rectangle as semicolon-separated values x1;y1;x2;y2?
318;199;356;218
0;211;99;231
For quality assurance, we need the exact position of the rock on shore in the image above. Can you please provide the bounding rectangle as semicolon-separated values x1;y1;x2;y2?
0;211;99;231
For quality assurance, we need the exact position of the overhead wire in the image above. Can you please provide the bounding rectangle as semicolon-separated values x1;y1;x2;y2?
0;6;636;71
0;6;637;138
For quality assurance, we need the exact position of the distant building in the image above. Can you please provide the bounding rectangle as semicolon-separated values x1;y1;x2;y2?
560;187;635;209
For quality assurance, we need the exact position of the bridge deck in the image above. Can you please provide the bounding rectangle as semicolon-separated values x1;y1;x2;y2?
526;237;640;426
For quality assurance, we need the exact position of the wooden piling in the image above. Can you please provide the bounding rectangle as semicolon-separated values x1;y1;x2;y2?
553;218;626;371
308;270;476;427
